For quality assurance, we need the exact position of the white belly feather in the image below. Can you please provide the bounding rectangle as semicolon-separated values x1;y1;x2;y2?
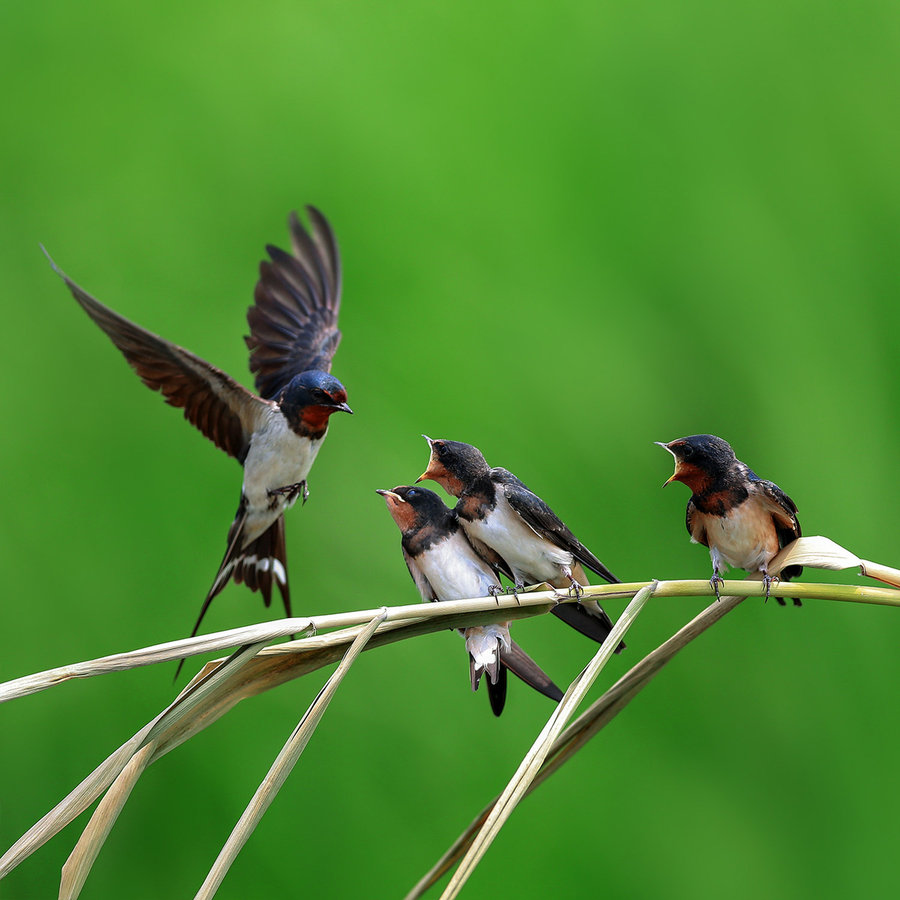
240;409;325;541
701;501;779;574
417;531;499;602
464;492;572;585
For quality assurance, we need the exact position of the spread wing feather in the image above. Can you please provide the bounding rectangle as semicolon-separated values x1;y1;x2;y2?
246;207;343;399
48;250;268;463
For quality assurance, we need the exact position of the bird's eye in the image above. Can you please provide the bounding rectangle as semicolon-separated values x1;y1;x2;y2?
407;489;418;498
681;444;694;459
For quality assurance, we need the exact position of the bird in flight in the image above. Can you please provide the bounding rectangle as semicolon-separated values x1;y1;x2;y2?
46;207;352;641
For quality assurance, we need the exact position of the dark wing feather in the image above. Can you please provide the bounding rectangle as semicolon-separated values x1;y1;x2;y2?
466;531;515;583
685;499;709;547
755;479;803;580
497;469;621;585
551;602;625;651
501;641;564;702
246;207;343;399
402;546;438;602
48;251;268;463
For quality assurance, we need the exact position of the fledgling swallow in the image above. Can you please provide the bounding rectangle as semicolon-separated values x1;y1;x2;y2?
377;486;564;717
417;438;624;652
656;434;802;605
46;207;352;641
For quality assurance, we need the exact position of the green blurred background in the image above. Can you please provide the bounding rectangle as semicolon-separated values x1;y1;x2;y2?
2;0;900;896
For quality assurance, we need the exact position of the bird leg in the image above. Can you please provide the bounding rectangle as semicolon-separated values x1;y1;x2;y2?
762;572;785;605
267;480;309;507
710;572;724;601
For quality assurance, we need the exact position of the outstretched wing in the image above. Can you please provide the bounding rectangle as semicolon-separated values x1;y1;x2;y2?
497;469;621;584
48;250;270;463
246;207;343;400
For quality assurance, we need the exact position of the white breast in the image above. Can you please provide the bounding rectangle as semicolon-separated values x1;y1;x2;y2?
464;491;572;585
418;532;499;601
702;501;779;574
240;409;325;540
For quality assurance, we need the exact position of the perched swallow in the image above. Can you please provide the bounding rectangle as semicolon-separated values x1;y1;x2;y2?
656;434;802;605
47;207;352;640
377;486;564;716
417;438;624;651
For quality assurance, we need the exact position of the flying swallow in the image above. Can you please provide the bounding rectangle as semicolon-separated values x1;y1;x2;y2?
417;438;624;651
46;207;352;641
377;486;564;716
656;434;802;604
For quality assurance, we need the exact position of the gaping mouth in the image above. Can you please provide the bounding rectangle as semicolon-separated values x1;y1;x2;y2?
654;441;680;486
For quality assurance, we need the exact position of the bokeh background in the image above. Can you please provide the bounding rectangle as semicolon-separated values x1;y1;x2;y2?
2;0;900;897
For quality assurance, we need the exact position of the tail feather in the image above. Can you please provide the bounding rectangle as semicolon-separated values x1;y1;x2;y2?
175;513;290;680
486;665;508;717
466;624;510;716
231;516;291;615
551;565;625;652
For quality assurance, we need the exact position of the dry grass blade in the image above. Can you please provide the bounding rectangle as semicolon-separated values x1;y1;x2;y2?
3;542;888;707
58;744;155;900
194;609;388;900
438;583;656;900
6;538;899;894
858;561;900;588
407;590;745;899
0;595;566;705
0;641;267;882
768;536;860;573
769;536;900;589
0;620;316;704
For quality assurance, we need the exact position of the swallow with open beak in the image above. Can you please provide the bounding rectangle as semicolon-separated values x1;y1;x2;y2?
47;207;353;641
417;438;624;651
656;434;802;604
377;486;564;716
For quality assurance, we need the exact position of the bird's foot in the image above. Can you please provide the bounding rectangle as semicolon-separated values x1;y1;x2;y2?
267;480;308;506
567;578;584;600
763;573;784;605
508;583;523;606
488;584;503;606
710;573;724;601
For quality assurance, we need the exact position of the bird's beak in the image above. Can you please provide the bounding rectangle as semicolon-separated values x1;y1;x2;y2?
654;441;679;487
416;459;441;484
376;488;404;504
416;436;438;483
334;401;353;414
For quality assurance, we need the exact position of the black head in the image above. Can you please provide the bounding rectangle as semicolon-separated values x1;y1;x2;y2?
656;434;737;491
278;370;352;434
416;437;490;497
376;485;454;534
